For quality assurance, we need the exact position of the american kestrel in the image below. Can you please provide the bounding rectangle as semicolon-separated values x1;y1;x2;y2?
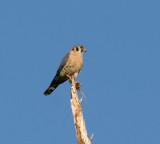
44;45;86;96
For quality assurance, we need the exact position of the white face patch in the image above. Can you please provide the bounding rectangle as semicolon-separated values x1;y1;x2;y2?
76;46;82;53
78;48;82;53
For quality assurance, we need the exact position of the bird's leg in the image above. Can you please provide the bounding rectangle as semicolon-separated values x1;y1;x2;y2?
66;74;77;93
66;73;77;83
66;74;72;82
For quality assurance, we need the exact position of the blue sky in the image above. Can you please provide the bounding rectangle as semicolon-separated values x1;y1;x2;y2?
1;0;160;144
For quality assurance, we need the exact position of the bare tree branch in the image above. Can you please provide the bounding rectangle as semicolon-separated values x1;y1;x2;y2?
70;77;93;144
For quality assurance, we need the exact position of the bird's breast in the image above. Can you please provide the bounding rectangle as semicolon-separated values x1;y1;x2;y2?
70;52;83;72
61;52;83;76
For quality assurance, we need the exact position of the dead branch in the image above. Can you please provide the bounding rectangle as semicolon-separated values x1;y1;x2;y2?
70;77;93;144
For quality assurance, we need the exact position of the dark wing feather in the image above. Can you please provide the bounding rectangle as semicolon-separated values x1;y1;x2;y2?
44;53;70;96
55;53;70;77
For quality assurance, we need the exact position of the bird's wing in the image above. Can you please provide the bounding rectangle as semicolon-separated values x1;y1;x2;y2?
44;53;70;96
55;53;70;77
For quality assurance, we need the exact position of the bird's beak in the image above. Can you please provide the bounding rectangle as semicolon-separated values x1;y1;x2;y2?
83;47;87;52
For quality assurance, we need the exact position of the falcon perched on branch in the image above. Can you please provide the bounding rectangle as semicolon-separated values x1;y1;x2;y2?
44;45;86;96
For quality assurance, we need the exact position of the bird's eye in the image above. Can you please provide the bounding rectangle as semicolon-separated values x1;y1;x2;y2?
76;47;79;51
80;46;83;49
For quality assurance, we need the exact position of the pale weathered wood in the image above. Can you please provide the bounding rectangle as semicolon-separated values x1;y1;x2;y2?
70;77;93;144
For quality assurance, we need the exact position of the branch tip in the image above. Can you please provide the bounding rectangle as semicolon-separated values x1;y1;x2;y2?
90;133;94;141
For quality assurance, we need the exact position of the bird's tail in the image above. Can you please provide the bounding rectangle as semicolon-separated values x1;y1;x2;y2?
44;85;58;96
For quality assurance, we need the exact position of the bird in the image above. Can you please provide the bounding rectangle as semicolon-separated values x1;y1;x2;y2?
44;45;86;96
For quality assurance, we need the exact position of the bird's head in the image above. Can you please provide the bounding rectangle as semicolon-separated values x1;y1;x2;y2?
71;45;86;53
